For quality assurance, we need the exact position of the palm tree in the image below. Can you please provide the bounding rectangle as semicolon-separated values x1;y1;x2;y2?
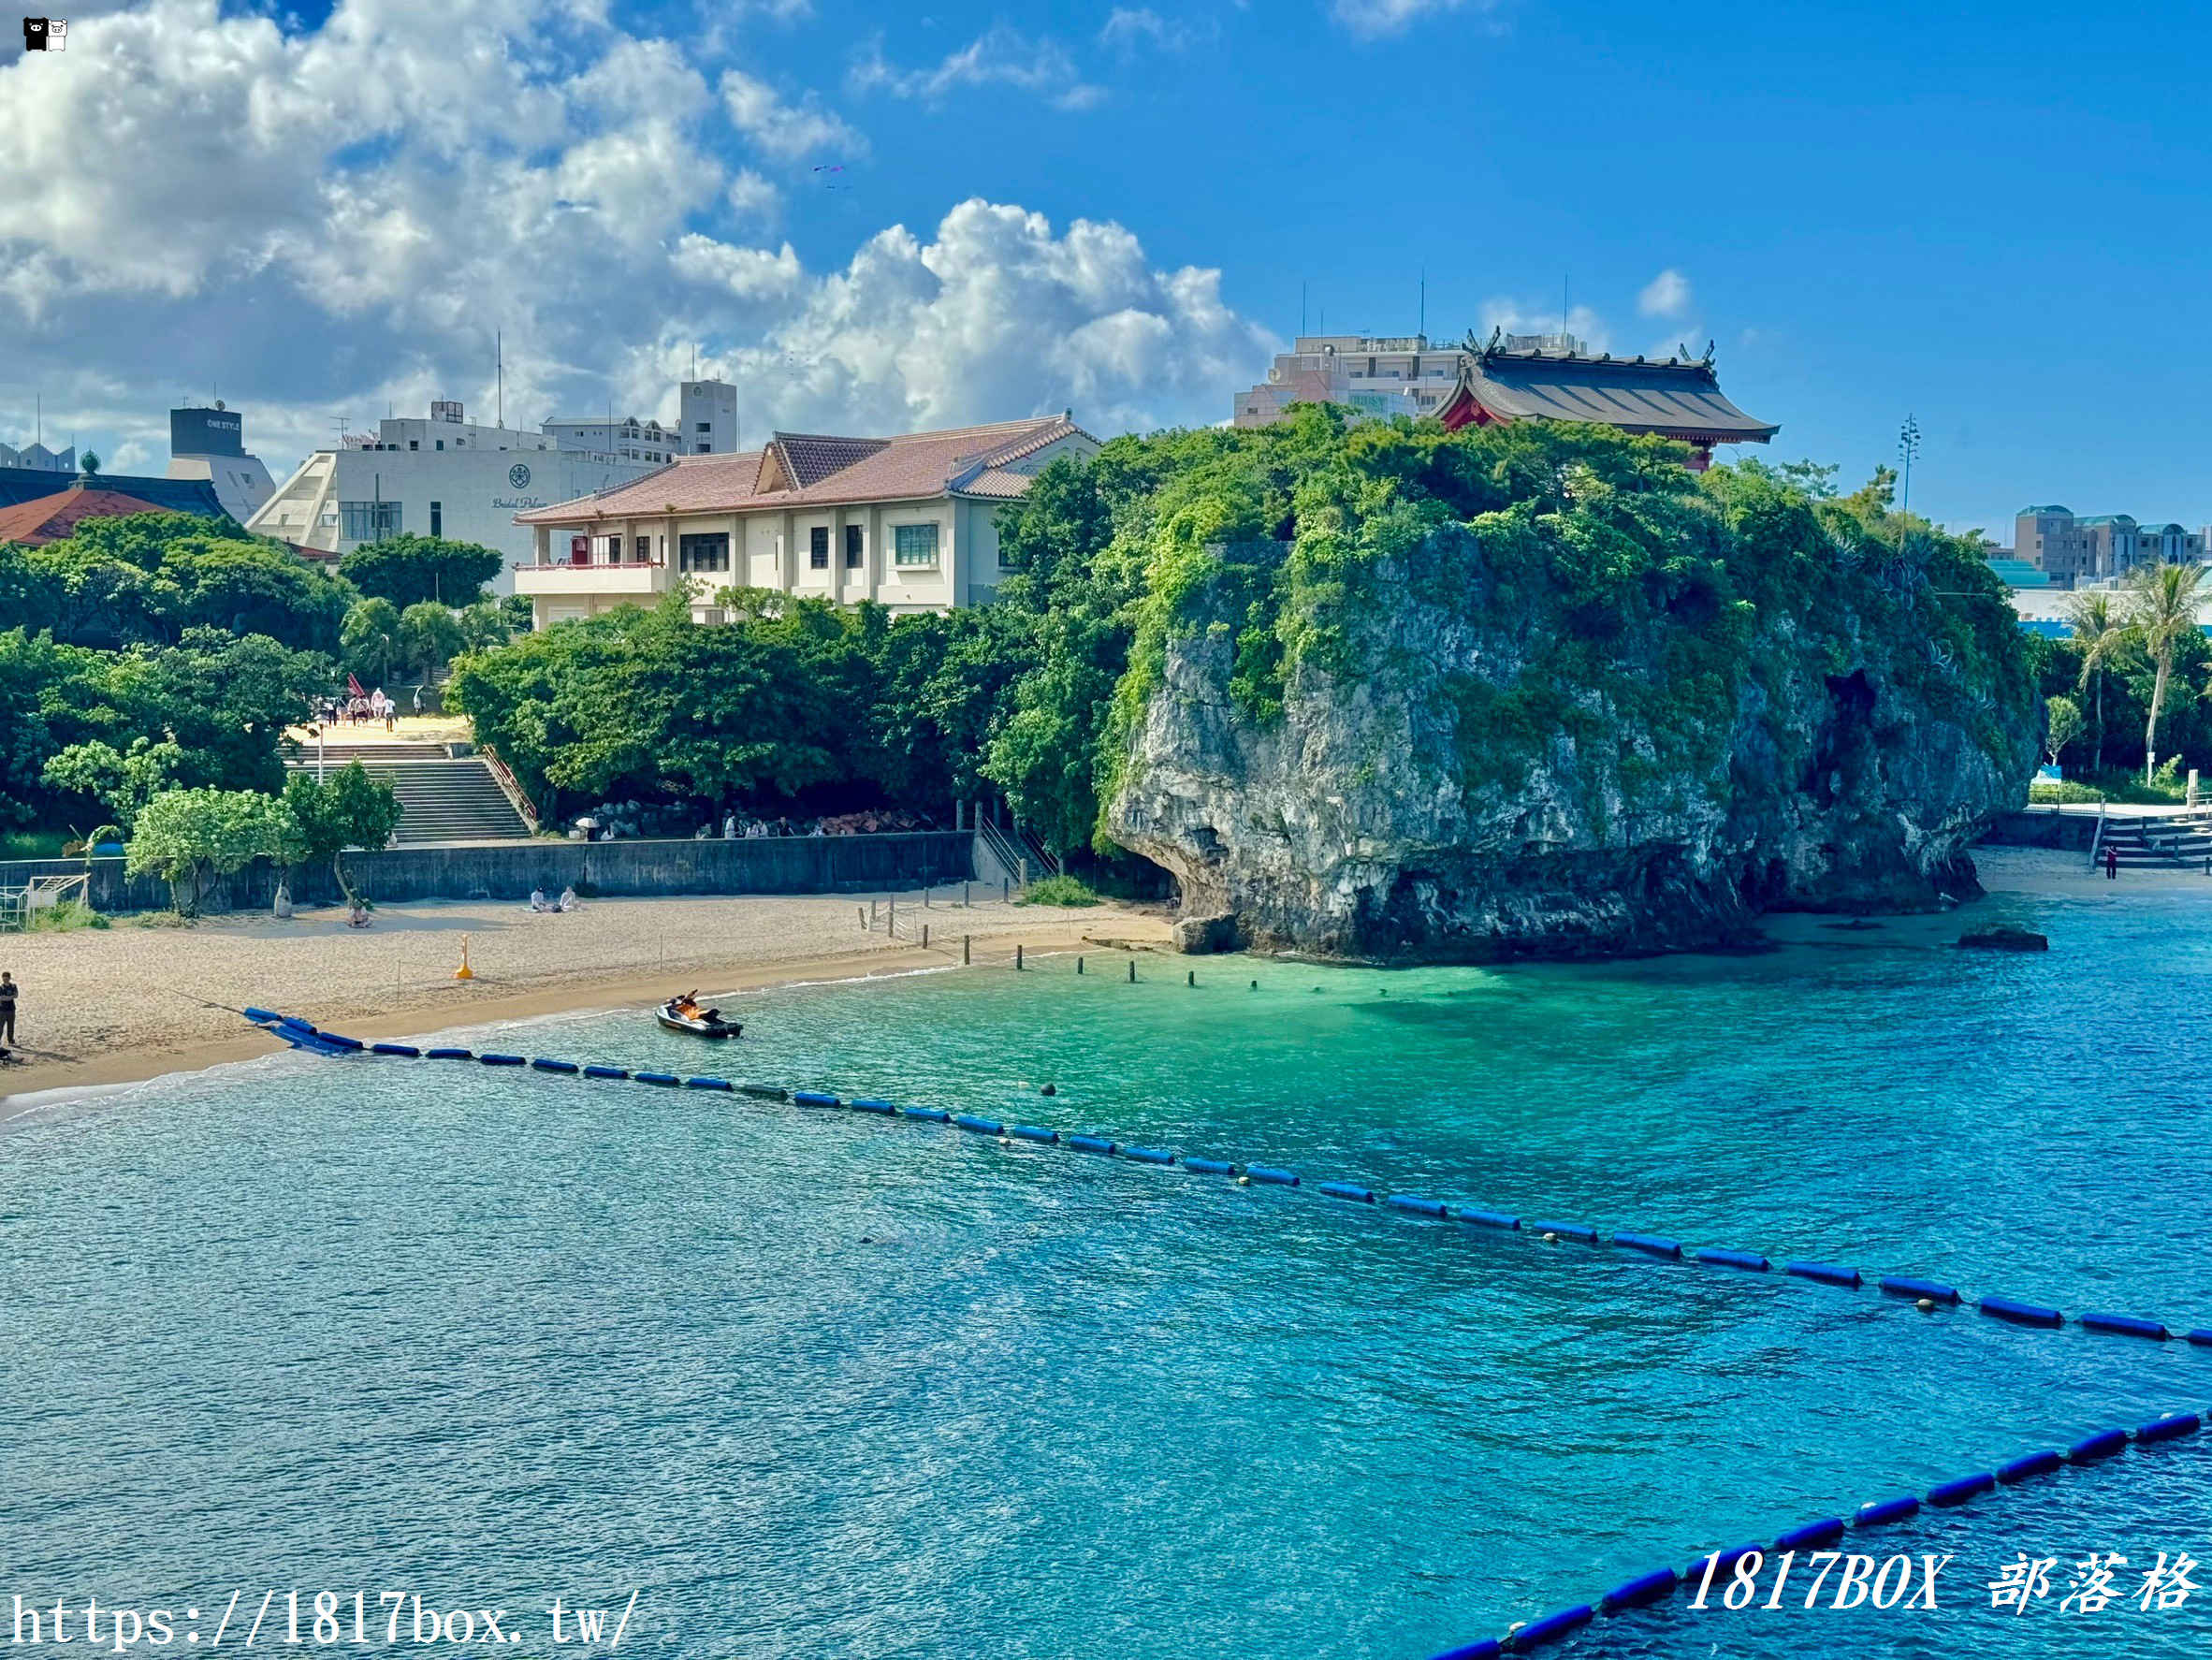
2123;561;2207;783
2064;591;2130;774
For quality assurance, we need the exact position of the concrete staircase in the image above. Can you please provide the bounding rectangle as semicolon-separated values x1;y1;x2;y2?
2093;810;2212;870
284;743;531;844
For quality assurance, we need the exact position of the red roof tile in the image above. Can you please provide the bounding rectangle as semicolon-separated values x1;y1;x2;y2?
0;485;189;546
517;415;1096;523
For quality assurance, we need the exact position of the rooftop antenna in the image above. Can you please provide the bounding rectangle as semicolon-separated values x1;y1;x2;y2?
1419;268;1425;341
1301;280;1307;338
497;329;504;430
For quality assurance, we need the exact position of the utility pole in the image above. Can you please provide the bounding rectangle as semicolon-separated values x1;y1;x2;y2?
1898;415;1922;517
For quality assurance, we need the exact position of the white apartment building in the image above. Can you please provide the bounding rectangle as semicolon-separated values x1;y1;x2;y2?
512;415;1099;626
540;414;680;465
248;400;663;595
166;403;275;522
1232;333;1477;427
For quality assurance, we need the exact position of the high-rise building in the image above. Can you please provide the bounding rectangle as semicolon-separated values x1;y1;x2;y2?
2015;506;2201;587
167;402;276;522
679;380;739;455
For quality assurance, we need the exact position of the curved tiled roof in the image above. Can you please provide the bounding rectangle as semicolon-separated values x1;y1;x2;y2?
517;415;1094;523
1450;348;1778;442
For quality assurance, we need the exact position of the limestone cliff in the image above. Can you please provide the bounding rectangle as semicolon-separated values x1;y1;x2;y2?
1101;437;2040;961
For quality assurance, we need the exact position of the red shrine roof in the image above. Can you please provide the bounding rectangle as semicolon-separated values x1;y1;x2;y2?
1437;338;1778;446
0;485;185;546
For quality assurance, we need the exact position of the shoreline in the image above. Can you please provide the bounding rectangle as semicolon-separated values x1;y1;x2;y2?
5;845;2201;1108
0;904;1169;1107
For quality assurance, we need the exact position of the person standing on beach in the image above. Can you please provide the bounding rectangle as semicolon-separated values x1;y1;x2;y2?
0;970;17;1048
2106;844;2119;881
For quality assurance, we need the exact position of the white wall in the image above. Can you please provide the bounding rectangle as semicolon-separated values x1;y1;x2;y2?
254;446;662;595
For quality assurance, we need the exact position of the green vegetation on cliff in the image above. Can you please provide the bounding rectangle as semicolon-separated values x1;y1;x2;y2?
987;405;2035;857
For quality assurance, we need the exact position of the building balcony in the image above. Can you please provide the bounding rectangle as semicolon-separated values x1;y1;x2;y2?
513;559;669;597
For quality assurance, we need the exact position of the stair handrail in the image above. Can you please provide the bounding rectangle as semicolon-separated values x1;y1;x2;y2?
475;743;541;836
2088;801;2105;872
975;817;1028;891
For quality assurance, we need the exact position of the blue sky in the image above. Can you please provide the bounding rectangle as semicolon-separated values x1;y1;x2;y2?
5;0;2208;539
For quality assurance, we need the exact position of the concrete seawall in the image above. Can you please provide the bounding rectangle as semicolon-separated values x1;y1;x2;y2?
0;832;978;915
1979;808;2099;852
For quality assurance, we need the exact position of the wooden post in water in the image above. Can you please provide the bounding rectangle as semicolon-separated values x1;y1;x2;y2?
963;935;971;965
1016;942;1025;970
1077;955;1084;975
1186;969;1195;986
1127;958;1136;983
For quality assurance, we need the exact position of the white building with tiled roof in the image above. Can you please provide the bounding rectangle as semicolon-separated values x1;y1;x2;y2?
512;414;1099;625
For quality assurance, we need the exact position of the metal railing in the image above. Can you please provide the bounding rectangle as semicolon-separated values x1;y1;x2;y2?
475;744;541;835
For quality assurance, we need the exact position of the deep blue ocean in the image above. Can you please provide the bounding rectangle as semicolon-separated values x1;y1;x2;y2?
5;877;2210;1658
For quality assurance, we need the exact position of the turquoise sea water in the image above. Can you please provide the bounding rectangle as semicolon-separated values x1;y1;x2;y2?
6;879;2212;1659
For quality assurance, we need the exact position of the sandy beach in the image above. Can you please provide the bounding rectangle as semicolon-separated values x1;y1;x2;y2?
0;889;1171;1102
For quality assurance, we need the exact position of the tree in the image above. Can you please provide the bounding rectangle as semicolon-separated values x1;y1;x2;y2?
79;450;101;476
341;597;402;685
39;736;191;831
125;787;291;916
400;601;466;684
29;512;350;652
2044;696;2084;769
2065;591;2130;773
2124;560;2207;782
282;763;402;909
339;534;503;609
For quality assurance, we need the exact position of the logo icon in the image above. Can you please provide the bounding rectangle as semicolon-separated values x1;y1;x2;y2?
22;16;65;48
508;463;531;488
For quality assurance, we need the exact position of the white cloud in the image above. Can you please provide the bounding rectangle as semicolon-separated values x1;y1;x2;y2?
1637;268;1692;319
1330;0;1483;39
850;27;1106;112
725;168;782;227
1479;297;1612;354
719;68;866;161
669;200;1273;437
0;0;1266;481
1099;7;1203;52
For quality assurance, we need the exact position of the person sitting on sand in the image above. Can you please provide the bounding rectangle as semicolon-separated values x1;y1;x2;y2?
529;887;550;911
346;901;371;928
557;885;578;912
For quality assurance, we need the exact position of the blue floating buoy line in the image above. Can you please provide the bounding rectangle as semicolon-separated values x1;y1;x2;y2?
237;1009;2212;1355
1429;1411;2205;1658
242;1006;2212;1652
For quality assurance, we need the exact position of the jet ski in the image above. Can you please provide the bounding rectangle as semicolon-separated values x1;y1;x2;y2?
656;996;742;1039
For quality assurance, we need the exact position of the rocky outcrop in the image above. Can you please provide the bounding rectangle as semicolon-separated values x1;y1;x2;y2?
1106;517;2039;964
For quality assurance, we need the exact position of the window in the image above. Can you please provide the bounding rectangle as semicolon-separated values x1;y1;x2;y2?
409;440;418;451
695;443;710;453
435;439;444;450
809;526;829;570
429;501;442;538
339;501;402;542
844;524;863;569
893;522;939;568
633;536;652;561
678;532;730;573
695;422;711;433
